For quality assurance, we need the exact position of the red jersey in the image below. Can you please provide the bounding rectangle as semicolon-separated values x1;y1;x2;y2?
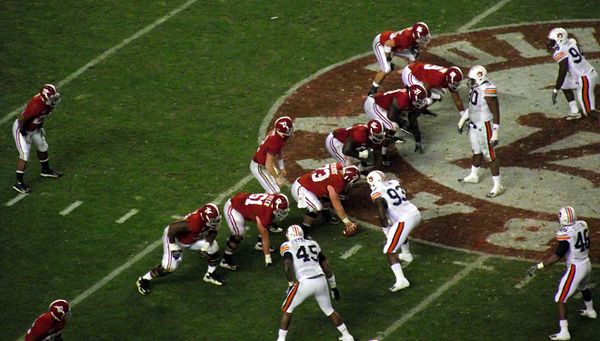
253;130;286;165
231;192;276;227
298;163;346;198
379;28;416;52
20;95;54;131
408;62;448;89
374;88;413;111
333;124;369;144
25;312;66;341
177;207;213;245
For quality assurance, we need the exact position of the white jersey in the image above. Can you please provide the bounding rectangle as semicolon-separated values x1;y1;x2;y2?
553;39;595;78
468;80;496;124
556;220;590;266
370;179;419;224
280;238;324;282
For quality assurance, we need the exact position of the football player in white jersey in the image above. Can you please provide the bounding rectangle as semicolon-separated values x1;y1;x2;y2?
547;27;600;121
457;65;503;198
277;225;354;341
527;206;596;341
367;171;421;292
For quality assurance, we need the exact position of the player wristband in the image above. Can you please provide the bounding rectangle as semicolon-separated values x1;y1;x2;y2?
265;254;272;262
384;46;392;53
342;217;351;224
553;89;558;94
288;281;295;287
537;262;544;269
327;275;337;288
358;150;369;159
169;243;180;251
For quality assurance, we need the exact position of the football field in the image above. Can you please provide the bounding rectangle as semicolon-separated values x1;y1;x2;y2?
1;1;599;340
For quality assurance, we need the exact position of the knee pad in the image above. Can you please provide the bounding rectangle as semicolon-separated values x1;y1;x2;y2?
227;235;242;250
306;210;319;219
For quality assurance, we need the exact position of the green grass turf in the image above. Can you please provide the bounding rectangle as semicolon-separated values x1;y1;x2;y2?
1;0;599;340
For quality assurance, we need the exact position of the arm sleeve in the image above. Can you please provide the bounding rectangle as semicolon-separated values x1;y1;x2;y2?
554;240;570;258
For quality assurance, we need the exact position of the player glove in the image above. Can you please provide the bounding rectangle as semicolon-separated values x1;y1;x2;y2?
490;124;499;147
169;243;181;260
327;275;340;300
414;142;423;154
390;62;395;71
457;110;470;134
198;244;209;258
287;281;295;295
40;127;46;137
265;254;273;268
527;265;538;277
552;89;558;105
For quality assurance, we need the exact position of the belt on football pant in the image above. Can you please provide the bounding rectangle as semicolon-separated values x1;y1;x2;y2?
307;274;325;279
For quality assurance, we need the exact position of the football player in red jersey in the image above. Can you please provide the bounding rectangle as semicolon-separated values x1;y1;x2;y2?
402;62;466;113
290;163;360;235
251;116;294;195
12;84;62;194
369;22;431;95
25;299;70;341
325;119;385;170
220;192;290;269
136;204;226;295
364;84;431;157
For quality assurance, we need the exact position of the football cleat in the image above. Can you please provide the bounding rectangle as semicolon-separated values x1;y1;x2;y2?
268;225;283;233
254;242;275;253
565;112;582;120
219;259;239;271
339;336;355;341
13;182;32;194
381;155;392;166
486;186;504;198
40;169;63;178
398;253;414;263
580;309;597;319
203;272;225;286
458;174;479;184
136;277;151;295
549;331;571;340
389;278;410;292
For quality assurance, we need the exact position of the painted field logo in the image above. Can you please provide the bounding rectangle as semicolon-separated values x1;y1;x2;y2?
273;21;600;261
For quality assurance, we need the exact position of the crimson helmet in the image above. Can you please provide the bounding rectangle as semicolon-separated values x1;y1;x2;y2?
367;119;385;144
274;116;294;137
408;84;428;108
272;194;290;221
445;66;463;91
558;206;576;226
49;299;71;321
200;203;221;229
40;84;61;107
412;22;431;45
343;165;361;185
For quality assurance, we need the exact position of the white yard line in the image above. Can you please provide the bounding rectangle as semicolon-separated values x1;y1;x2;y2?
59;200;83;216
5;193;28;207
514;274;534;289
453;260;494;271
171;215;184;220
457;0;511;32
340;244;363;259
115;209;139;224
1;0;199;126
374;255;490;340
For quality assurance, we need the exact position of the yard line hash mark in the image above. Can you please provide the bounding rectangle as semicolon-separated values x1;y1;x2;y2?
5;194;28;207
340;244;363;259
59;200;83;216
458;0;511;32
1;0;199;126
115;209;139;224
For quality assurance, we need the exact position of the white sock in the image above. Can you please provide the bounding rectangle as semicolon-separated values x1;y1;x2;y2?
568;101;578;114
470;165;480;177
207;265;216;274
142;271;153;281
278;329;288;340
585;300;594;310
382;146;388;154
337;323;351;337
372;82;379;87
559;319;568;333
401;242;410;254
391;263;405;281
492;175;501;188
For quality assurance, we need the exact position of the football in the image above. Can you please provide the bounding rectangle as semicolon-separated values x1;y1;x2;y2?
342;223;359;237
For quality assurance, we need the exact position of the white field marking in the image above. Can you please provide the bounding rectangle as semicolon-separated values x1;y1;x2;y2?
115;209;139;224
340;244;363;259
5;193;28;207
453;260;494;271
458;0;511;32
514;273;534;289
373;255;491;340
171;215;184;220
59;200;83;216
0;0;199;126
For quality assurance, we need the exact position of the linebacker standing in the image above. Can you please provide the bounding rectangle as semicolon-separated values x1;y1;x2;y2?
457;65;503;198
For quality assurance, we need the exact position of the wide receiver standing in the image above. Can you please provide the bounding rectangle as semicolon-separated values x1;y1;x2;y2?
457;65;503;198
367;171;421;292
12;84;63;193
369;22;431;95
25;299;70;341
251;116;294;196
136;203;226;295
527;206;596;340
220;192;290;270
547;28;600;121
277;225;354;341
291;163;360;236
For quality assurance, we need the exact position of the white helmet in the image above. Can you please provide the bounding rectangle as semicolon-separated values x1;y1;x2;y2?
547;28;568;50
367;170;386;190
286;224;304;241
558;206;576;226
467;65;488;87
